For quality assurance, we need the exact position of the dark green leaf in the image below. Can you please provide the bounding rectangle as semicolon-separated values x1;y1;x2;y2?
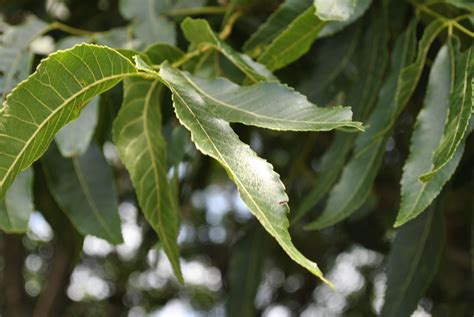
55;96;99;157
311;19;445;229
243;0;312;56
257;7;326;71
42;143;123;244
296;8;389;224
227;225;268;317
381;203;444;317
0;168;33;233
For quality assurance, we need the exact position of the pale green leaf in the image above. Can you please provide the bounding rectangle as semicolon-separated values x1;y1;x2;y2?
158;66;362;132
318;0;371;37
420;46;473;182
314;0;356;21
396;45;464;226
311;19;445;229
113;77;183;283
42;143;123;244
119;0;176;46
0;168;33;233
381;204;444;317
55;96;99;157
257;7;326;71
243;0;312;56
159;62;333;285
0;16;47;101
181;18;274;82
298;8;389;225
227;225;267;317
0;44;138;199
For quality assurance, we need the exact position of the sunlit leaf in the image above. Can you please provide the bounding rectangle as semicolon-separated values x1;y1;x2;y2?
42;143;123;244
318;0;371;37
420;46;473;182
158;65;362;132
314;0;356;21
160;62;333;285
0;44;138;199
396;45;465;226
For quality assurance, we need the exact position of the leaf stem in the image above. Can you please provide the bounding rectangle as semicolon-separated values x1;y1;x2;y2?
48;21;99;36
410;1;474;37
163;6;227;17
172;44;215;68
219;10;243;40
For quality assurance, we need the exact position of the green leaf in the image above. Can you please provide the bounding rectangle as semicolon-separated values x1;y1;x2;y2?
0;16;47;101
381;203;444;317
318;0;371;37
55;96;99;157
311;19;445;229
159;62;333;286
314;0;356;21
420;46;473;182
0;168;33;233
396;45;464;226
158;65;362;132
113;77;183;283
257;7;326;71
145;43;185;65
119;0;175;46
243;0;312;56
42;142;123;244
181;18;274;82
227;225;268;317
298;7;389;225
0;44;138;199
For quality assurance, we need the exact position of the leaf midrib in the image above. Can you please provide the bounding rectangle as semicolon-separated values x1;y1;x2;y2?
179;71;357;128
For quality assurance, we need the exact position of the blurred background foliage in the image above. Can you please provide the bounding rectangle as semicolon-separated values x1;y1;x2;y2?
0;0;473;316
